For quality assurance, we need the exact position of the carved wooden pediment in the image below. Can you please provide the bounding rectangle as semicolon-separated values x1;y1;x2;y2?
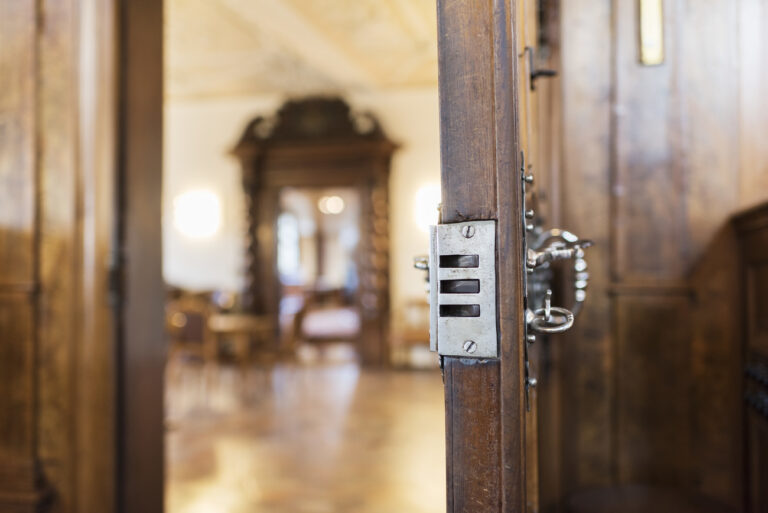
233;97;388;153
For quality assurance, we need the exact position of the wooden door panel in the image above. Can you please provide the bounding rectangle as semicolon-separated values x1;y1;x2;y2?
437;0;498;222
444;360;503;511
437;0;527;511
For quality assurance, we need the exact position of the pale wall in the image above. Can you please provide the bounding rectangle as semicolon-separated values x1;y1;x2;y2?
163;88;440;323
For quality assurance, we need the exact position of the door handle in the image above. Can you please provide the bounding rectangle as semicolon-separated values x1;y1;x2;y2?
526;229;592;321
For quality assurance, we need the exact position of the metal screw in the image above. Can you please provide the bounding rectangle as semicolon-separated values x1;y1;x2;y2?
523;174;534;184
525;209;535;219
527;334;536;344
527;377;538;388
461;225;475;238
463;340;477;354
526;223;535;232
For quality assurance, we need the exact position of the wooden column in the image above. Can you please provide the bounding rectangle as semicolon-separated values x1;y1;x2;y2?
437;0;527;511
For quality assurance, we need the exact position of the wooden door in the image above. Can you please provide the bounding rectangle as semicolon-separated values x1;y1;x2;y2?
436;0;555;511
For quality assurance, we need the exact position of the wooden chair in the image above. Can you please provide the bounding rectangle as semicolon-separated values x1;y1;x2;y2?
165;292;216;366
290;288;361;351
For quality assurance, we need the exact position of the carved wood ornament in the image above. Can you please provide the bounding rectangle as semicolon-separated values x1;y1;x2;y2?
232;97;397;366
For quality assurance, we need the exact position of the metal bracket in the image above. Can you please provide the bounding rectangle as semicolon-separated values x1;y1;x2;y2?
428;220;498;358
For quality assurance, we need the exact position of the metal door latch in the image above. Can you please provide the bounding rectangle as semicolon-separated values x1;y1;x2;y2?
422;220;498;358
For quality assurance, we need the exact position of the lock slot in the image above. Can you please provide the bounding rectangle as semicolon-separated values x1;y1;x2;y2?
439;304;481;317
440;279;480;294
439;254;479;268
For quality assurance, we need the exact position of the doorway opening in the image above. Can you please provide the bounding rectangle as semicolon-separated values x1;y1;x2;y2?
162;2;444;512
278;186;362;363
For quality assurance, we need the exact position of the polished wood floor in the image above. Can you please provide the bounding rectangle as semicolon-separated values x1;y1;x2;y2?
165;351;446;513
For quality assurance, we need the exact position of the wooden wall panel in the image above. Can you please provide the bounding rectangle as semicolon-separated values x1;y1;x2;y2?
614;294;691;485
557;0;614;495
680;0;741;254
0;1;120;512
0;296;35;461
613;0;688;282
0;0;36;287
0;1;45;511
546;0;768;509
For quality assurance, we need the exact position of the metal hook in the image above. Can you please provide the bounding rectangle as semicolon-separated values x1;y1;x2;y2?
525;46;558;91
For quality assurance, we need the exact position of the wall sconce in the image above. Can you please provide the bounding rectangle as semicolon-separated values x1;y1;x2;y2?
173;189;221;239
414;183;441;233
639;0;665;66
318;195;345;215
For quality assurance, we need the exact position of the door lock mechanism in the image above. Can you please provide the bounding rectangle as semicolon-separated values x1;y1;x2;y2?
414;218;591;356
424;220;498;358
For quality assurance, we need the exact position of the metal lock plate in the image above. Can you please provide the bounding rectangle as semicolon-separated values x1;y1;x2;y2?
429;220;498;358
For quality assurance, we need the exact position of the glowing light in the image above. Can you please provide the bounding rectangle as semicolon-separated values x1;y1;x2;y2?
414;183;441;232
318;195;345;215
173;189;221;239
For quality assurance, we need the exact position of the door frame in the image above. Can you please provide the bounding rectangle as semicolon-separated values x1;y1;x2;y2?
116;1;165;512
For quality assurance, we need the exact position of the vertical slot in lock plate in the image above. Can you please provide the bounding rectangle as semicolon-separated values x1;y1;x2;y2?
429;220;498;358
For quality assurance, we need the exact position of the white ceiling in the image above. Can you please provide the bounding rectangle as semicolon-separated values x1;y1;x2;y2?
165;0;439;99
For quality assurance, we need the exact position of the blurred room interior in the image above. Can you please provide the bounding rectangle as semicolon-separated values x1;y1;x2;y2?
1;1;768;513
161;1;446;511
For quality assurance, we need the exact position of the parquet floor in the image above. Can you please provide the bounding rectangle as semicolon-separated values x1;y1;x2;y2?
165;354;446;513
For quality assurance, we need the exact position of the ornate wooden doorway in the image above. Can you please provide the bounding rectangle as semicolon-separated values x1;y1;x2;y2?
232;97;397;366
